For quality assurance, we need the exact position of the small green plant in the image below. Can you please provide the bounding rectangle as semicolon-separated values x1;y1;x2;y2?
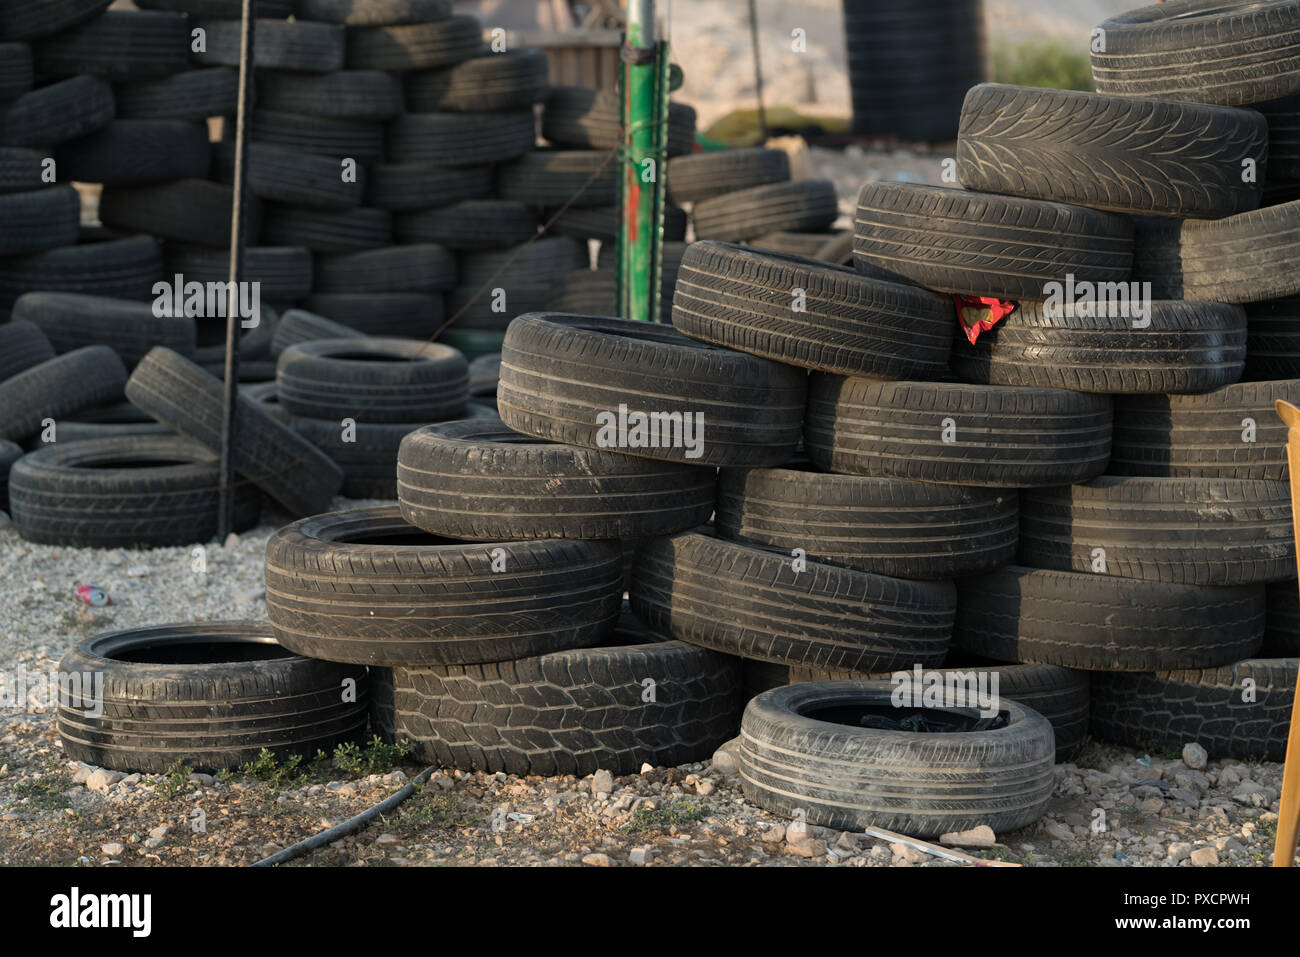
400;793;460;828
993;39;1094;92
1054;851;1098;867
12;774;72;810
623;800;711;835
332;736;412;776
161;758;194;799
238;748;321;786
1255;817;1278;842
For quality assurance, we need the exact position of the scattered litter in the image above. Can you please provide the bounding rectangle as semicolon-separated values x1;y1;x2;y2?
75;584;109;607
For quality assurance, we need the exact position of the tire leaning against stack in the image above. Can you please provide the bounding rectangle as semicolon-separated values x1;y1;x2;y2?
264;505;624;666
953;565;1265;672
499;314;808;468
0;346;128;443
631;532;957;673
738;681;1055;838
56;622;368;774
0;321;56;382
397;418;716;540
804;374;1113;488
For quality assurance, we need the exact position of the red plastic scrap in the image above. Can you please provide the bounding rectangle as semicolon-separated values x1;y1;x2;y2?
954;295;1017;345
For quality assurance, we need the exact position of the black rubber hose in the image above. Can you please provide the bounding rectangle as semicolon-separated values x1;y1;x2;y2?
250;765;437;867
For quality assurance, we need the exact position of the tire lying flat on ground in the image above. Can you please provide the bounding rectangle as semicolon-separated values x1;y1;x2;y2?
671;240;954;379
1089;658;1298;762
265;505;623;666
853;182;1134;300
498;314;808;468
738;681;1056;838
1090;0;1300;106
396;418;717;540
392;611;743;776
1019;476;1294;586
804;375;1113;488
1110;380;1300;481
715;465;1018;580
631;532;957;673
951;300;1248;395
275;338;468;423
957;83;1266;218
953;565;1265;671
56;622;368;774
8;435;260;547
125;346;343;516
0;346;127;443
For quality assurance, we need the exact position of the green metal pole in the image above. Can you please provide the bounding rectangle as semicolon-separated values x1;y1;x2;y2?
617;0;666;322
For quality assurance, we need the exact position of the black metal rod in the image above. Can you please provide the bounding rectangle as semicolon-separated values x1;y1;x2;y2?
747;0;767;142
218;0;255;540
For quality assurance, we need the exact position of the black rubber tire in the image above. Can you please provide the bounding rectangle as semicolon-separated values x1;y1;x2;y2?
957;83;1266;218
314;244;456;294
194;18;346;72
495;149;616;208
56;622;368;774
457;236;584;288
692;179;839;243
1020;476;1295;586
368;666;396;743
1245;297;1300;379
445;285;547;332
0;438;21;511
0;188;81;257
672;240;954;379
0;346;127;443
257;69;404;120
125;346;344;516
1110;380;1300;481
394;199;536;247
56;119;210;187
631;532;957;673
406;48;549;113
804;375;1113;488
165;243;313;302
276;338;467;422
0;42;33;100
13;292;195;369
0;74;115;148
212;142;362;210
542;86;696;156
281;412;422;499
1263;581;1300;656
248;108;383;165
0;146;46;194
261;204;390;253
738;681;1055;839
265;504;624;666
955;564;1265;672
0;320;56;383
951;300;1249;395
301;292;442;337
1260;94;1300;184
1090;0;1300;106
297;0;451;25
8;434;260;547
1177;201;1300;303
751;230;843;260
499;313;808;468
270;308;368;357
666;147;789;205
468;353;498;396
392;613;743;776
852;181;1134;300
99;179;263;249
366;163;494;212
544;267;679;325
396;418;716;540
550;203;688;244
386;111;535;167
0;236;163;316
115;67;240;120
1089;658;1297;763
715;465;1018;581
134;0;296;15
34;10;190;80
0;0;112;41
345;15;483;71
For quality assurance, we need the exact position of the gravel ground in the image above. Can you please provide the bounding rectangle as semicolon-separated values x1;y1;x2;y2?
0;505;1287;868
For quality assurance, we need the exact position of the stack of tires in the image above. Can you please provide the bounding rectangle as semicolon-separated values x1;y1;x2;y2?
832;0;1300;769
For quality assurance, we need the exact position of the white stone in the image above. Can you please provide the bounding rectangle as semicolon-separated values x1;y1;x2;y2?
1189;847;1219;867
101;842;125;857
939;825;996;848
582;852;613;867
592;769;614;794
85;769;122;793
786;818;810;844
1181;743;1209;770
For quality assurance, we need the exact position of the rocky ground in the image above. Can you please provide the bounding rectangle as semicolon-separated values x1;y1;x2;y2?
0;509;1286;868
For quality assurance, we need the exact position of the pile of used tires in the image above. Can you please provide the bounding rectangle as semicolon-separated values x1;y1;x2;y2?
19;0;1300;845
